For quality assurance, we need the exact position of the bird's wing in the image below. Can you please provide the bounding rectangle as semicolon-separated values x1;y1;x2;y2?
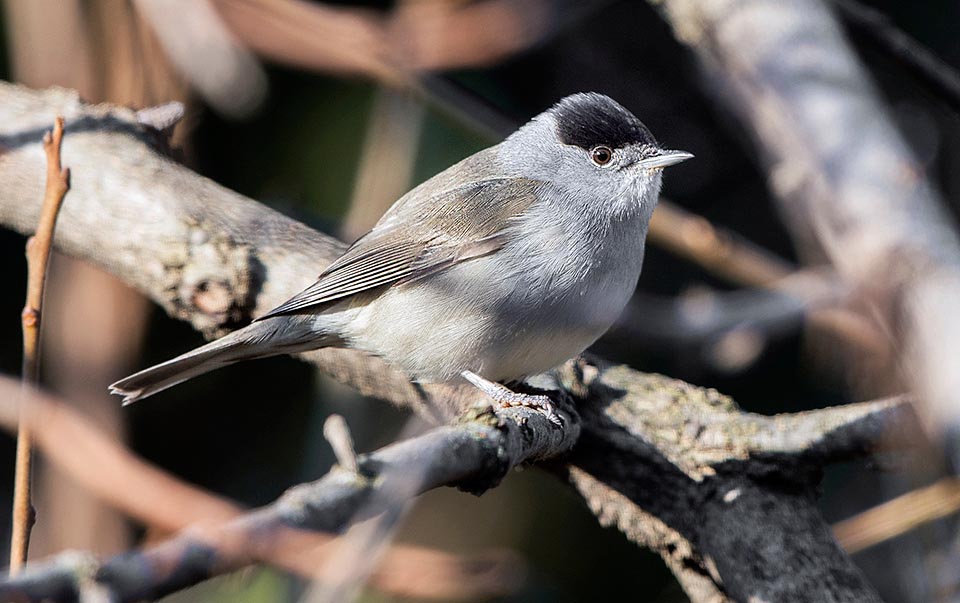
256;176;540;320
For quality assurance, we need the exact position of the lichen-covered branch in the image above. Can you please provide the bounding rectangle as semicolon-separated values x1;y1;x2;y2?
557;359;918;603
0;83;915;602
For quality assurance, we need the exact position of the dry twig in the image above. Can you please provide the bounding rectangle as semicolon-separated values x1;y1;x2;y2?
322;414;359;473
10;116;70;573
648;201;793;287
834;476;960;554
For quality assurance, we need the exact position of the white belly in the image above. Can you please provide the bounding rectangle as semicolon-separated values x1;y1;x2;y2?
325;209;647;383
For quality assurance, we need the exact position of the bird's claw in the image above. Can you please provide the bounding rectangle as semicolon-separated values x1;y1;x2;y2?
462;370;564;427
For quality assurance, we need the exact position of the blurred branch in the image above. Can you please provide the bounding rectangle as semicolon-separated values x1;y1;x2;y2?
833;0;960;115
648;201;793;287
834;476;960;554
648;204;886;354
209;0;557;81
615;267;887;374
322;414;359;473
0;378;240;532
0;83;919;602
133;0;266;117
652;0;960;441
342;89;424;241
10;116;70;573
0;378;528;600
307;415;418;603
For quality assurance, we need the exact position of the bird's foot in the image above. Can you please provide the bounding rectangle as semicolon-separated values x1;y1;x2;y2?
461;370;563;427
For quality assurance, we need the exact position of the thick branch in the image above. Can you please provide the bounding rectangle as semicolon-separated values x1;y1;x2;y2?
555;359;915;602
0;83;914;602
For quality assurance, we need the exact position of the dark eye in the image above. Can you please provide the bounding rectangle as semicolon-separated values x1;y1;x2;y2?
591;146;613;166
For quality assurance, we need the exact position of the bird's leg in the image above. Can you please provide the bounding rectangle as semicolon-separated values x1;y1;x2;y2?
461;370;563;427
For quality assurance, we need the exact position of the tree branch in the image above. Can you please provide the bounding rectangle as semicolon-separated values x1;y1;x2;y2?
0;83;916;602
0;378;527;601
0;381;570;602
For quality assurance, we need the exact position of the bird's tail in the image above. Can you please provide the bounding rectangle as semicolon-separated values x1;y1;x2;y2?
110;316;331;405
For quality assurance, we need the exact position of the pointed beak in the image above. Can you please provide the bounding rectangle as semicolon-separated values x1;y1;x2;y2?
636;149;694;170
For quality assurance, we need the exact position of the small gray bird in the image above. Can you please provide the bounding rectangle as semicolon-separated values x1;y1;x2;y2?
110;93;691;422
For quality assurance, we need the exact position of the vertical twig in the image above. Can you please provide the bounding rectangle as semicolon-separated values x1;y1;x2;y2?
322;414;359;473
10;117;70;574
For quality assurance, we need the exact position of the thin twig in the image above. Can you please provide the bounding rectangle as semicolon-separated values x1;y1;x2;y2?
307;417;428;603
10;116;70;574
322;414;358;473
648;201;794;287
833;476;960;554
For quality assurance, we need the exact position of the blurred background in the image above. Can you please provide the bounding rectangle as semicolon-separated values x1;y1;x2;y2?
1;0;959;601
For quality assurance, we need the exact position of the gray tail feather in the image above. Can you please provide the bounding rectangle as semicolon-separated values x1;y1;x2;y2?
110;317;330;405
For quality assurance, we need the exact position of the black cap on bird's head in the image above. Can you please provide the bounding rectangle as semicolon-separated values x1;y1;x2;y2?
550;92;693;170
551;93;658;151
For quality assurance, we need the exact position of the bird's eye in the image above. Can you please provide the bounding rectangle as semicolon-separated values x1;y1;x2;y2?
591;146;613;166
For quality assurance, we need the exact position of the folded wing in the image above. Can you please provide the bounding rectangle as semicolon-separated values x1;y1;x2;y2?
257;177;540;320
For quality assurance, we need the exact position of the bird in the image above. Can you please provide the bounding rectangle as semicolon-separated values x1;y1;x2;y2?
110;92;692;424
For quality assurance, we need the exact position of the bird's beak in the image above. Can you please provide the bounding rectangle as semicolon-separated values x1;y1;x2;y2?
636;150;694;170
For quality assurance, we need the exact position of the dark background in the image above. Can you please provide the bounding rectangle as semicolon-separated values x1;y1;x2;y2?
1;1;959;601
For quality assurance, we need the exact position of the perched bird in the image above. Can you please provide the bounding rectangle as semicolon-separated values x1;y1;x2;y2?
110;93;692;423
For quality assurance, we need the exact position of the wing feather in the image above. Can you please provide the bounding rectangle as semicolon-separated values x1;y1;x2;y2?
257;176;539;320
